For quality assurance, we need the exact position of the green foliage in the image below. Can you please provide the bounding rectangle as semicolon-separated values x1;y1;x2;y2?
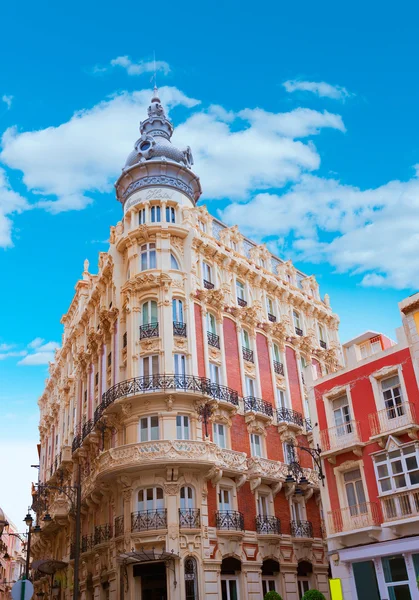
302;590;326;600
264;592;283;600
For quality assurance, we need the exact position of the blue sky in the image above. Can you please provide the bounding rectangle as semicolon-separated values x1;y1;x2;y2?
1;0;419;523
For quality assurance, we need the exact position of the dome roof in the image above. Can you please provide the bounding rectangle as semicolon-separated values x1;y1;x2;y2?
123;88;194;170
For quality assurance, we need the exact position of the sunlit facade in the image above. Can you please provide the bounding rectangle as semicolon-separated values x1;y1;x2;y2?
32;90;342;600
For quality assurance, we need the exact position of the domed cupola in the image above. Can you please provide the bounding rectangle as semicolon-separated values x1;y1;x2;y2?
116;88;202;211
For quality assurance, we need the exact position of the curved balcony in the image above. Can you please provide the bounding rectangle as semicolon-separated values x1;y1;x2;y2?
179;508;201;528
243;396;273;418
320;421;363;462
247;456;288;482
72;374;240;452
216;510;244;531
97;440;248;478
290;520;313;538
276;407;304;429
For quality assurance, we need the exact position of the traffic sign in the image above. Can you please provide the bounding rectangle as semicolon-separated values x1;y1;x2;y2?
11;579;34;600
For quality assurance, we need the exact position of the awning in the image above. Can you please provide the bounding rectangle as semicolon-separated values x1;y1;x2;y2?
32;559;68;575
118;548;180;566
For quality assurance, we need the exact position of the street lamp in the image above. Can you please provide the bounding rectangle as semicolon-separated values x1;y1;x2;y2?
33;464;82;600
23;509;34;580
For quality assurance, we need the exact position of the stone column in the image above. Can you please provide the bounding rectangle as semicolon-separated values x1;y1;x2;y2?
280;564;298;600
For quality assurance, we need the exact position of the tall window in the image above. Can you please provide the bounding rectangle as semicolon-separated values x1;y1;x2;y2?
344;469;367;515
139;208;146;224
141;355;159;377
250;433;262;457
318;323;326;343
218;488;232;511
174;354;186;376
273;344;281;363
382;555;411;599
236;280;245;300
138;487;164;512
257;494;269;516
213;423;227;448
245;376;255;397
203;262;212;283
172;298;184;322
176;415;190;440
333;395;352;436
207;312;217;334
374;444;419;493
291;500;303;523
171;253;180;270
242;329;251;349
276;388;287;409
166;206;176;223
293;310;302;331
180;486;194;509
209;362;221;384
140;243;156;270
150;205;161;222
266;296;275;316
381;375;404;418
184;556;199;600
142;300;158;325
284;442;296;465
139;416;159;442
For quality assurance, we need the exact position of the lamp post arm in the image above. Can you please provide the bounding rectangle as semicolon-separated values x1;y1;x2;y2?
36;485;76;511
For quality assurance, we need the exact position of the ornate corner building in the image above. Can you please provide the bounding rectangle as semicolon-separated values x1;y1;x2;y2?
32;90;342;600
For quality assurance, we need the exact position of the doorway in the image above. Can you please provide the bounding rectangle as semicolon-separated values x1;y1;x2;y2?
134;562;167;600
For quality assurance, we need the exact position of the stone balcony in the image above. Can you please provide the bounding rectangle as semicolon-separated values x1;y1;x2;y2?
369;403;419;444
97;440;247;479
320;420;364;463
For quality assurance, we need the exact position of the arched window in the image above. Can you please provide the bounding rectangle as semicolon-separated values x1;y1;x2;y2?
133;487;166;531
221;557;241;600
184;556;199;600
166;206;176;223
262;559;280;596
293;310;303;334
139;208;146;224
171;253;180;270
137;487;164;512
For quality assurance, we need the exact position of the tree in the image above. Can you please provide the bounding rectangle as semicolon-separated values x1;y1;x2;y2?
302;590;326;600
264;592;283;600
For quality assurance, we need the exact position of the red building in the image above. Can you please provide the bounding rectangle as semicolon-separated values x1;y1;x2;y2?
308;305;419;599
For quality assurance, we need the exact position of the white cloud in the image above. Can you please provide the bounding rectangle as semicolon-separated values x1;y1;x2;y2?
109;56;170;76
0;343;14;351
2;95;13;109
0;168;29;247
221;169;419;289
0;350;27;360
283;79;352;100
28;337;44;348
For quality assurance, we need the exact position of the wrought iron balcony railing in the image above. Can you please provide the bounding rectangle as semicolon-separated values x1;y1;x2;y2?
256;515;281;535
237;297;247;307
320;420;361;453
273;360;284;376
216;510;244;531
295;327;303;336
203;279;214;290
207;331;220;348
139;322;159;339
381;489;419;522
290;520;313;538
320;340;327;349
242;346;254;362
131;509;167;532
94;524;113;545
268;313;277;323
328;502;381;534
179;508;201;528
243;396;274;417
114;515;124;537
369;403;417;436
81;534;95;553
276;407;304;428
173;321;187;337
72;375;240;452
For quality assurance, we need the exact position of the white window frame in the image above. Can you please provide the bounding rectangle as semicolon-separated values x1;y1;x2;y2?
245;376;255;397
369;366;408;413
373;443;419;495
293;310;302;331
139;416;159;442
138;207;146;224
174;354;186;377
266;296;275;316
172;298;184;323
140;243;157;271
236;279;246;301
209;362;221;384
250;433;263;457
207;312;217;334
202;262;213;283
218;487;232;512
242;329;251;350
170;253;180;270
141;354;159;377
176;415;190;440
276;388;288;409
180;485;194;509
137;486;164;512
150;204;161;223
142;299;158;325
166;205;176;223
213;422;227;448
283;442;296;465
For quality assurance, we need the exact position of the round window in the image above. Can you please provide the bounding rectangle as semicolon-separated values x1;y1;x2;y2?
140;141;151;151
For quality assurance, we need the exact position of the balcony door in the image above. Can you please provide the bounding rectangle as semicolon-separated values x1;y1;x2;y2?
138;487;164;513
218;488;232;512
257;494;269;517
381;375;404;419
333;396;352;437
172;298;184;323
344;469;368;526
180;486;194;510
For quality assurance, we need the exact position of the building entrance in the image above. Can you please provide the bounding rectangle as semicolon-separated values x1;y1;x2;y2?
134;561;167;600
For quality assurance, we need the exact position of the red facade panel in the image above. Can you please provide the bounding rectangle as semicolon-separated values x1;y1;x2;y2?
256;332;274;403
194;303;206;378
223;317;243;396
285;345;304;414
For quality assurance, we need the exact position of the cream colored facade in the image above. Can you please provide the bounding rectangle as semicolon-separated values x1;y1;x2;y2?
32;91;341;600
